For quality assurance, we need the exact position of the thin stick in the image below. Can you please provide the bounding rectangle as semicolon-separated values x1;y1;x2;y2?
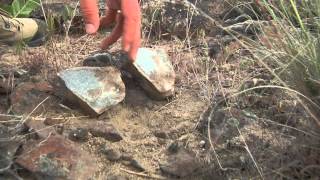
237;127;265;179
0;120;22;123
20;96;50;125
120;168;166;180
182;0;217;25
155;98;178;113
39;0;48;25
74;34;89;43
0;114;23;118
65;0;80;38
260;118;320;138
0;163;11;173
79;35;94;54
300;165;320;175
32;116;89;121
0;114;88;124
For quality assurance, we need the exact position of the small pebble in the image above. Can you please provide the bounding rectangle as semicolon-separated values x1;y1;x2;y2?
55;124;64;134
103;148;122;162
167;141;181;153
121;153;133;161
240;156;246;163
158;138;166;145
199;140;206;148
154;130;168;139
68;128;88;142
129;159;145;172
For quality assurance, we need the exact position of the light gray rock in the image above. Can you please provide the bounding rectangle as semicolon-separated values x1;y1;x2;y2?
57;67;125;116
83;48;176;100
125;48;176;100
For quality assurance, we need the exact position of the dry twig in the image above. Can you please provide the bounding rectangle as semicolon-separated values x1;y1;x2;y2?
120;168;166;180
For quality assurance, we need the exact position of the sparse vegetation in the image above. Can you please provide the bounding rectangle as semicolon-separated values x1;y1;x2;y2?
239;0;320;122
1;0;320;179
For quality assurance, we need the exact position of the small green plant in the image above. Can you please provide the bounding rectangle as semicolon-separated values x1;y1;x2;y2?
0;0;40;18
43;4;78;35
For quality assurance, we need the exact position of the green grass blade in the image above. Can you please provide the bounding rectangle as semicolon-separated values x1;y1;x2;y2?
12;0;40;18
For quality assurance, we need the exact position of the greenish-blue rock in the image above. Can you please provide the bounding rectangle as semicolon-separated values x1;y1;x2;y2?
57;67;125;116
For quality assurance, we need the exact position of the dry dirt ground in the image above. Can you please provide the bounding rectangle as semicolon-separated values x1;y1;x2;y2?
1;34;210;179
1;0;320;180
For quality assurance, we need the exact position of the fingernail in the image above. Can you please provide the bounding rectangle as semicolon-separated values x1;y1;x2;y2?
128;53;136;62
85;24;97;34
123;44;130;53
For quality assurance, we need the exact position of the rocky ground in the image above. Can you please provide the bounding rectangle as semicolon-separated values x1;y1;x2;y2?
1;0;320;180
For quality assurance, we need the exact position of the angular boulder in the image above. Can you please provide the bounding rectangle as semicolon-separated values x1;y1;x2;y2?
125;48;176;100
82;48;175;100
57;67;126;116
15;134;98;179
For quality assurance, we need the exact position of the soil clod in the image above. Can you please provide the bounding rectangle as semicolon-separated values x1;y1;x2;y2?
167;141;182;154
68;128;89;142
72;120;123;142
101;147;122;162
43;117;66;126
154;130;168;139
127;159;145;172
160;147;201;178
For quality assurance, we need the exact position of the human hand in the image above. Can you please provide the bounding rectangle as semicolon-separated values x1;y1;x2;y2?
80;0;141;62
